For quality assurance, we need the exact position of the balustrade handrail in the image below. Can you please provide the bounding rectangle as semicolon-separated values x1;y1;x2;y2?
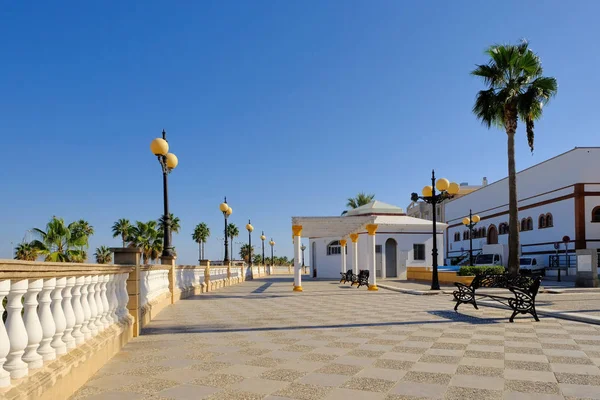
0;260;134;279
140;264;171;272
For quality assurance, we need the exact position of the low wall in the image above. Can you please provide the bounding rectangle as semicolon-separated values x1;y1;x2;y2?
407;266;474;285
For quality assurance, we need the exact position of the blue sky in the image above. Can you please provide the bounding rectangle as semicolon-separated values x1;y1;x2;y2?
1;1;599;264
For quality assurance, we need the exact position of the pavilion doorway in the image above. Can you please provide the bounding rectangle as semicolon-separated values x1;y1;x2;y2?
385;238;398;278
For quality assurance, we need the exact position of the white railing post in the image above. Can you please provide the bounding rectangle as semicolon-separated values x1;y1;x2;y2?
61;277;76;350
80;276;92;340
50;277;67;356
72;276;85;345
100;275;110;329
0;280;12;387
106;274;116;325
93;276;104;332
5;279;29;379
37;278;56;361
23;279;44;370
117;273;127;322
87;276;98;337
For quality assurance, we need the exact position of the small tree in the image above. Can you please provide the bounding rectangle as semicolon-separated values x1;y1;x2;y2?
94;246;113;264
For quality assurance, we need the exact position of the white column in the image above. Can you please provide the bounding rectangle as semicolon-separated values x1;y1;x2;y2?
80;276;92;340
350;234;359;276
5;279;29;379
100;275;111;329
366;224;379;291
292;225;303;291
72;276;85;345
106;274;117;325
50;277;67;356
0;280;12;387
23;279;44;370
61;277;76;350
340;239;347;274
38;278;56;361
116;273;128;322
87;276;98;336
93;276;105;332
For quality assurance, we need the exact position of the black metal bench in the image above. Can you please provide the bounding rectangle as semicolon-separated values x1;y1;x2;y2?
351;270;369;289
453;273;541;322
340;269;353;284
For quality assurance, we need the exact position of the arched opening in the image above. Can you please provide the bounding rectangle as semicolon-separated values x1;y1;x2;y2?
539;214;546;229
593;206;600;222
527;217;533;231
546;213;553;227
487;225;498;244
520;219;527;232
311;242;317;276
385;238;397;278
327;240;341;255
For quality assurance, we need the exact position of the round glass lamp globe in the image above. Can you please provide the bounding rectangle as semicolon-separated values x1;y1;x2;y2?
436;178;450;192
269;241;275;246
246;223;254;232
219;202;229;212
422;185;433;197
166;153;178;169
447;182;460;195
150;138;169;156
462;217;470;226
472;215;481;223
226;207;232;216
260;235;266;241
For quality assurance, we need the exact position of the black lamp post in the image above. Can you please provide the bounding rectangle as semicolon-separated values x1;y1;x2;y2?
301;244;306;268
260;232;266;266
269;239;275;266
246;220;254;267
411;170;459;290
219;198;232;262
150;130;178;258
462;209;480;266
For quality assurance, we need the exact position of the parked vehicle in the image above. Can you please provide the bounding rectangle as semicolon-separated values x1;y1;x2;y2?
519;256;545;275
473;244;510;268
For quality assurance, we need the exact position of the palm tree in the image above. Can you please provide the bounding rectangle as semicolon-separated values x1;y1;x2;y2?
94;246;112;264
112;219;132;247
14;242;38;261
344;192;375;214
128;220;163;264
69;219;94;262
472;40;557;275
192;223;210;262
239;243;254;263
226;224;239;260
30;216;84;262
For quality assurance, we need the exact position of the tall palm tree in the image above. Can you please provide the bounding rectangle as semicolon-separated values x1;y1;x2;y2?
226;224;239;260
112;219;132;247
14;242;38;261
94;246;112;264
343;192;375;215
472;40;557;275
128;220;163;264
69;219;94;262
30;216;85;262
192;222;210;262
239;243;254;263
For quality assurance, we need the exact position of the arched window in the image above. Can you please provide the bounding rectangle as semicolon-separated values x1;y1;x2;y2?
520;219;526;232
327;241;342;255
539;214;546;229
454;232;460;242
527;217;533;231
593;207;600;223
499;223;509;235
546;213;553;227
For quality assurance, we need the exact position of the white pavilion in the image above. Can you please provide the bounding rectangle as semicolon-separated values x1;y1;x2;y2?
290;201;446;290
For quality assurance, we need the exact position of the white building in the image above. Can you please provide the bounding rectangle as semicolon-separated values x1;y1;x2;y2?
445;147;600;267
292;201;445;282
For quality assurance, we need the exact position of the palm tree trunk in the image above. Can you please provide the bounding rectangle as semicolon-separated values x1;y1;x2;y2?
230;237;234;261
198;241;201;264
505;113;520;276
122;234;126;248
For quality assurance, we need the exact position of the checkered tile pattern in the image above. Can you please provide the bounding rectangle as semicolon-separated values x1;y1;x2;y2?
71;278;600;400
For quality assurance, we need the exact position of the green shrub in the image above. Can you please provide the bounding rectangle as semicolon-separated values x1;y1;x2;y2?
457;265;505;276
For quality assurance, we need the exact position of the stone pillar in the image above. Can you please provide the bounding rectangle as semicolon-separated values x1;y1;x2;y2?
350;233;359;275
226;262;232;284
366;224;379;291
340;239;347;274
112;248;142;337
575;249;599;287
161;255;177;304
293;225;303;291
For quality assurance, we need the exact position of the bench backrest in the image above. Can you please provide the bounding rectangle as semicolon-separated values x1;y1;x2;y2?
472;273;539;296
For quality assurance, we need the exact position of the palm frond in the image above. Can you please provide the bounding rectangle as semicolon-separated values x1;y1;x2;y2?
473;89;502;128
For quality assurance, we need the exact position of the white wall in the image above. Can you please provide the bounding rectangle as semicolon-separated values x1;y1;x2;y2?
584;185;600;249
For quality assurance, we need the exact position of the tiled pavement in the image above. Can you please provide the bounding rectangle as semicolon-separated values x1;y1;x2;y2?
71;277;600;400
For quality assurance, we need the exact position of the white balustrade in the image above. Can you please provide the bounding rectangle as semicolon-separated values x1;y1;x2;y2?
87;276;98;337
0;280;12;387
80;276;91;340
62;277;76;350
93;276;104;332
72;276;85;345
100;275;110;329
51;277;67;356
5;279;28;379
106;275;116;325
22;279;43;370
38;278;56;361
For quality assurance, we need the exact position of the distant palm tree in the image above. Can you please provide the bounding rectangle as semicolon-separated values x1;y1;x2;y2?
239;243;254;263
472;40;557;275
112;219;132;247
69;219;94;262
94;246;112;264
192;222;210;262
158;213;180;251
30;216;88;262
14;242;38;261
343;192;375;214
226;224;239;260
128;220;163;264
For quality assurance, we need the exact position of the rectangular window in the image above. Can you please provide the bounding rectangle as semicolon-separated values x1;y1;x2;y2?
375;245;382;253
413;244;425;261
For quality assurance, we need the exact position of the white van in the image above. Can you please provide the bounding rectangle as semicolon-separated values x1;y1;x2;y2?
519;257;545;275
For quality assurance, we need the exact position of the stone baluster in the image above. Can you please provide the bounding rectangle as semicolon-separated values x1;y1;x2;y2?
0;280;12;387
61;277;76;350
37;278;56;361
80;276;92;340
5;279;29;379
93;276;104;332
110;274;119;324
118;273;128;322
22;279;44;370
87;276;98;337
105;274;115;325
72;276;85;345
50;277;67;356
100;275;110;329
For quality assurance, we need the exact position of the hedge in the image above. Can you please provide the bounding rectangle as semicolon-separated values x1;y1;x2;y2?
457;265;505;276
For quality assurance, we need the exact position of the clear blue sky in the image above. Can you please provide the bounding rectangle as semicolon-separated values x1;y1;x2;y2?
1;1;599;264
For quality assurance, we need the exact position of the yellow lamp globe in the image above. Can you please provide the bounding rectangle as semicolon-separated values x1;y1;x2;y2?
150;138;169;156
269;240;275;246
472;215;481;223
219;202;229;212
246;223;254;232
226;207;233;216
447;182;460;195
166;153;178;169
260;235;266;241
422;185;433;197
436;178;450;192
462;217;470;226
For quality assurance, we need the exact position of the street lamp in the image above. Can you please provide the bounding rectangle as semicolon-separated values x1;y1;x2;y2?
301;244;306;270
462;209;480;266
219;198;232;262
411;170;459;290
260;232;266;266
269;239;275;266
150;130;178;258
246;220;254;267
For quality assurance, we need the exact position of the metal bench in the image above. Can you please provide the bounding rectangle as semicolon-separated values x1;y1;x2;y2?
340;269;353;284
351;270;369;289
453;273;541;322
